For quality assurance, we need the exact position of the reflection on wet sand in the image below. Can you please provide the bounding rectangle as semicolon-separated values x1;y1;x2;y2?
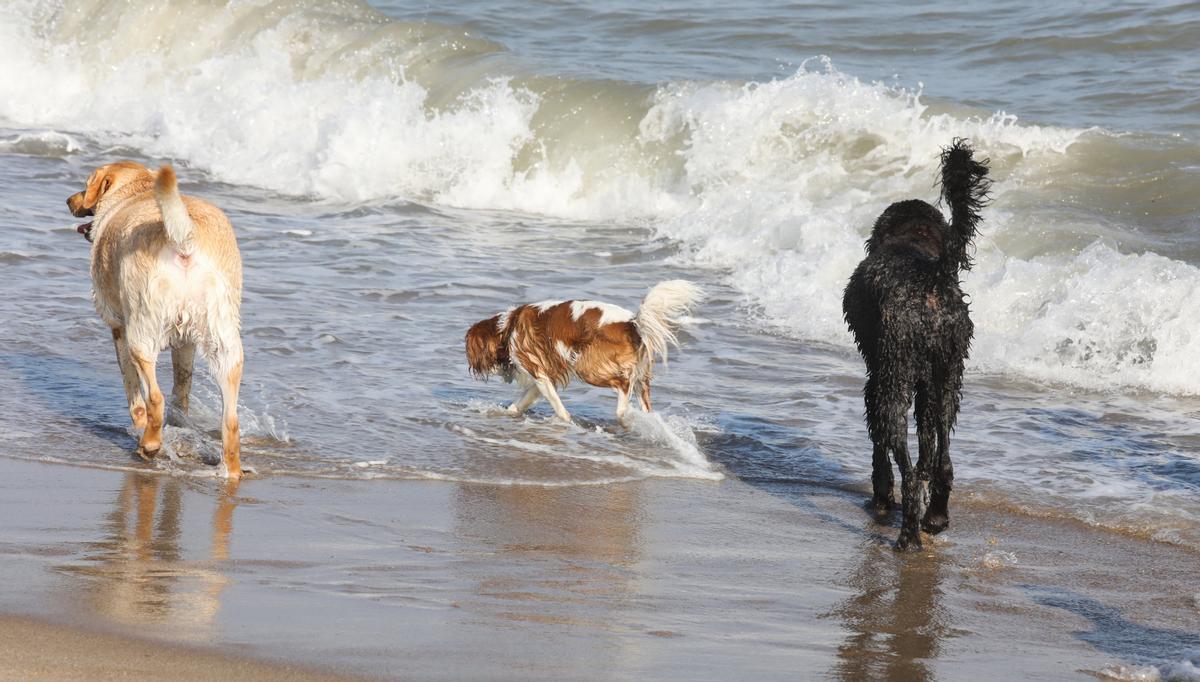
830;543;950;682
452;483;642;628
59;472;239;643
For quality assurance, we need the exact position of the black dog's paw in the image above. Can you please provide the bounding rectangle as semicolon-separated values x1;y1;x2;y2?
921;513;950;535
895;529;924;551
867;495;895;520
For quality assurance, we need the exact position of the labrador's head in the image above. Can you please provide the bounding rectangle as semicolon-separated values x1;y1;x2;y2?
66;161;152;242
66;161;152;217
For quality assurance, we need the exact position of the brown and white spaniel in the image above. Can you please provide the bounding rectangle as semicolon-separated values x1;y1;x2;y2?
465;280;702;422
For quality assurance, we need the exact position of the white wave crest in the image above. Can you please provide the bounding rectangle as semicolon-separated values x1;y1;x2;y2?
641;63;1200;395
3;1;1199;395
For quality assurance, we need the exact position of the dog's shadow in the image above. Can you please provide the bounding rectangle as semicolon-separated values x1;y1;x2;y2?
0;351;134;450
1024;585;1200;669
694;413;894;545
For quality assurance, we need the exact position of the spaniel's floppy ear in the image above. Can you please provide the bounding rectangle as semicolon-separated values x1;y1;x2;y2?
465;315;505;379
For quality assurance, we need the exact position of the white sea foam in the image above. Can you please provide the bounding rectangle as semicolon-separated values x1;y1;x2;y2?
622;411;725;480
0;130;83;156
2;0;1199;396
640;73;1200;396
185;380;292;444
1102;651;1200;682
455;401;723;481
979;550;1018;569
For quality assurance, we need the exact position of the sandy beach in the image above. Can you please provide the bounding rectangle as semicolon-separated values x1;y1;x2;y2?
4;0;1200;678
0;614;357;681
2;455;1197;680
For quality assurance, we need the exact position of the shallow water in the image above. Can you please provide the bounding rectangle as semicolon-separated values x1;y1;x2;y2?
1;0;1199;676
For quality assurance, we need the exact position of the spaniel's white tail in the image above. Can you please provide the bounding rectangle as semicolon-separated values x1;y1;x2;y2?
634;280;703;381
155;165;195;255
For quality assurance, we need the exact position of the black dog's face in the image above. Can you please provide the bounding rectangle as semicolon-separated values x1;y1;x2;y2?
866;199;949;264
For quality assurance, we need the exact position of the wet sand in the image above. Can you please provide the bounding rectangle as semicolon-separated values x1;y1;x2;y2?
0;614;357;681
1;455;1197;680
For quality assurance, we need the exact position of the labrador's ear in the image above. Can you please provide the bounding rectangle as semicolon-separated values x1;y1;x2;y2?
80;168;114;212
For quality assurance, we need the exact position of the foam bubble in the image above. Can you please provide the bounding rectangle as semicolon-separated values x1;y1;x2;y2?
979;550;1018;569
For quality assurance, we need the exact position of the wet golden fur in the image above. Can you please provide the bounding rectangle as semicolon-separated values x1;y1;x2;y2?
67;161;245;478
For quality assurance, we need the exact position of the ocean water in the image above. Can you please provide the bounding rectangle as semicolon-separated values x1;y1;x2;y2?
1;0;1199;581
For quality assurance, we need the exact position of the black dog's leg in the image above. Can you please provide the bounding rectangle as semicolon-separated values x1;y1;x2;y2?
871;442;894;518
864;375;895;517
914;382;941;536
922;435;953;535
887;401;924;551
923;370;961;534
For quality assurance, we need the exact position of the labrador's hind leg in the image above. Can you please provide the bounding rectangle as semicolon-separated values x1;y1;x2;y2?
212;340;244;480
128;348;165;460
111;327;147;429
168;342;196;427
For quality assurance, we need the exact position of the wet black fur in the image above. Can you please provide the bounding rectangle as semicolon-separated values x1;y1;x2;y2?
842;139;990;550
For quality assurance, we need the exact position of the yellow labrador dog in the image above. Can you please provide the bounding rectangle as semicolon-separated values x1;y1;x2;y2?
67;162;245;479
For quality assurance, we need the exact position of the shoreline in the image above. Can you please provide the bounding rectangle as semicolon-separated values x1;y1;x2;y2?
2;454;1198;680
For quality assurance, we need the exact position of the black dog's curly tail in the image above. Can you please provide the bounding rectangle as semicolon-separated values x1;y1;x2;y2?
939;138;991;271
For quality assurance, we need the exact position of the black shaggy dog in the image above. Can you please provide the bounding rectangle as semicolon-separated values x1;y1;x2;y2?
842;139;990;550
